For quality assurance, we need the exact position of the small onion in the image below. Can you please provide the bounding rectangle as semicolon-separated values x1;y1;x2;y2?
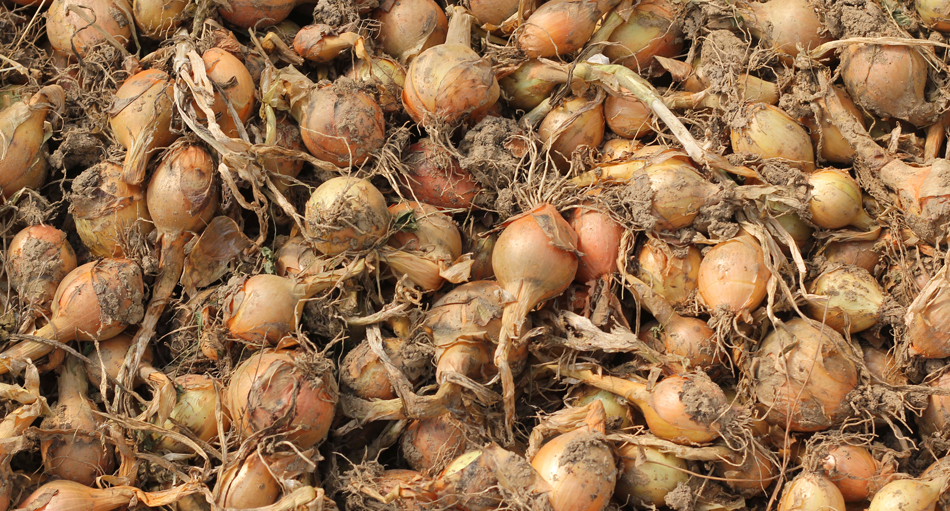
744;0;834;63
200;48;256;139
697;233;771;316
801;87;866;164
69;162;154;258
47;0;132;56
401;414;467;473
518;0;620;58
807;169;875;230
568;204;624;283
372;0;448;63
572;386;634;429
346;54;407;114
400;138;481;209
133;0;188;39
637;238;701;305
805;266;885;334
600;138;644;161
109;70;177;184
304;176;391;255
0;86;64;199
153;374;228;453
7;225;77;313
821;444;882;502
293;24;361;62
605;92;653;139
731;103;816;172
538;95;606;172
602;0;682;72
778;472;846;511
498;59;567;111
388;201;462;266
840;44;936;127
615;444;689;507
84;332;154;388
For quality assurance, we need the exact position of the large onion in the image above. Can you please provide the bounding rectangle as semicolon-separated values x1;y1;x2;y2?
538;94;605;172
602;0;682;72
637;237;701;305
0;86;64;199
840;44;936;127
372;0;448;63
778;472;846;511
805;265;885;334
47;0;132;56
304;176;391;255
615;444;688;507
69;162;153;258
697;233;771;317
743;0;834;63
518;0;620;58
731;103;816;172
7;225;76;314
109;70;177;185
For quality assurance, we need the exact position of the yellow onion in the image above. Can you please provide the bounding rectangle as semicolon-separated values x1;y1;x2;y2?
807;169;875;230
538;94;606;172
263;113;306;194
469;0;520;27
602;0;683;72
841;44;936;127
293;24;361;62
768;201;814;253
862;344;907;386
918;372;950;440
372;0;448;63
8;225;76;313
697;233;770;316
84;332;154;388
751;318;859;432
153;374;228;453
615;444;688;507
868;475;949;511
133;0;188;39
47;0;132;56
0;86;64;199
719;445;778;495
568;204;623;282
40;356;115;485
69;162;154;257
401;414;467;473
877;159;950;244
605;92;653;139
218;0;297;28
340;336;429;400
346;54;407;114
801;87;866;164
518;0;620;58
572;386;634;429
388;201;462;266
806;266;885;334
731;103;816;172
304;176;391;255
200;48;255;138
600;138;644;161
275;237;325;277
0;258;145;375
498;59;568;111
778;472;846;511
906;272;950;358
226;350;338;448
919;0;950;32
822;444;884;502
400;138;481;209
214;452;281;509
109;70;177;185
743;0;834;63
823;238;880;273
462;222;496;281
403;11;499;128
15;480;135;511
637;238;701;305
290;79;385;168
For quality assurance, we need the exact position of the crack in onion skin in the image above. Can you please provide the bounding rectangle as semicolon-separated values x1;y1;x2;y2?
636;238;700;306
840;44;936;128
0;85;64;199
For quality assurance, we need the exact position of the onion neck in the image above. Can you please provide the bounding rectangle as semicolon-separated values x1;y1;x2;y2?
445;7;473;48
58;356;89;409
850;209;876;231
0;322;59;375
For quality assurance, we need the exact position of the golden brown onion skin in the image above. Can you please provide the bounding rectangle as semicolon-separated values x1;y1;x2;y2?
530;424;617;511
605;93;653;139
840;44;936;127
218;0;296;28
402;44;499;129
821;444;881;502
569;205;623;282
518;0;618;58
0;86;64;199
110;70;178;185
731;103;815;172
538;95;605;172
70;162;154;258
294;81;386;168
697;234;771;315
637;238;701;305
401;138;481;209
602;0;682;72
8;225;77;312
133;0;188;39
304;176;391;255
201;49;256;138
805;266;884;334
778;472;846;511
615;444;688;507
745;0;834;63
801;87;866;164
919;0;950;32
372;0;448;63
401;414;467;473
47;0;132;56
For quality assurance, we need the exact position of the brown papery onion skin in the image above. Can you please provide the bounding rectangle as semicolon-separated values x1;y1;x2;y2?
805;266;884;334
602;0;683;73
109;70;177;185
275;237;325;278
605;92;653;139
919;0;950;32
907;272;950;359
752;318;859;432
154;374;228;453
147;145;219;237
801;87;866;164
388;201;462;266
469;0;520;27
201;48;256;138
304;176;391;255
133;0;188;39
217;0;296;28
807;169;875;230
778;472;846;511
498;59;567;111
340;336;430;400
518;0;620;58
538;95;605;172
84;333;154;388
263;113;305;194
637;238;701;305
215;452;281;509
401;414;467;473
0;86;64;199
822;444;882;502
568;204;623;283
600;138;644;161
15;480;133;511
868;475;949;511
8;225;76;313
697;233;770;316
400;138;481;209
346;55;407;114
46;0;132;56
226;350;338;449
0;258;145;375
293;24;360;62
823;238;880;273
41;356;115;486
744;0;834;63
221;275;301;343
69;162;154;258
291;79;385;168
372;0;447;63
841;44;936;127
918;372;950;441
731;103;816;172
615;444;688;507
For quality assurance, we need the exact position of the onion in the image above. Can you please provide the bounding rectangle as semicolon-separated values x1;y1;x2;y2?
293;24;361;62
84;332;154;388
388;201;462;266
462;222;496;281
46;0;131;56
494;204;578;426
214;452;281;509
615;444;688;507
200;48;255;138
263;113;305;194
400;138;481;209
530;402;616;511
226;350;338;448
875;159;950;245
778;472;846;511
571;386;634;429
697;233;770;316
807;169;875;230
402;10;499;129
290;78;385;168
601;0;682;72
600;138;644;161
731;103;816;172
498;59;568;112
372;0;448;63
346;54;407;114
401;414;467;473
109;70;177;185
767;201;814;254
341;336;429;400
538;94;606;172
275;237;325;278
69;162;154;258
568;204;623;283
304;176;391;255
637;238;701;305
16;480;134;511
805;266;885;334
918;0;950;32
751;318;859;432
821;444;883;502
906;271;950;358
868;475;949;511
469;0;519;28
153;374;228;453
743;0;834;63
840;44;936;127
218;0;296;28
8;225;76;314
0;258;145;375
605;92;653;139
518;0;620;58
133;0;188;39
40;356;115;486
823;238;880;273
801;87;866;164
0;86;64;199
862;344;906;386
918;372;950;440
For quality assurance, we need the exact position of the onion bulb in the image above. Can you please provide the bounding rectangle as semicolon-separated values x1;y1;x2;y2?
637;238;701;305
868;475;949;511
340;336;430;400
601;0;682;72
0;85;64;199
200;48;255;139
293;24;361;62
84;332;154;388
821;444;884;502
918;372;950;440
823;238;880;273
388;201;462;265
469;0;520;28
600;138;644;161
840;44;936;127
743;0;834;63
109;70;177;185
731;103;816;172
805;266;885;334
568;204;623;283
214;452;281;509
346;54;407;114
304;176;391;255
876;159;950;245
615;444;688;507
46;0;132;56
217;0;296;28
518;0;621;58
16;480;136;511
275;237;325;278
751;318;859;432
69;162;154;257
372;0;448;63
919;0;950;32
153;374;228;453
7;225;76;313
807;169;875;230
400;138;481;209
226;350;338;448
401;414;467;473
0;258;145;375
801;87;866;164
906;271;950;358
697;233;770;316
605;92;653;139
538;94;606;172
498;59;568;111
778;472;846;511
133;0;188;39
862;344;907;386
572;386;634;429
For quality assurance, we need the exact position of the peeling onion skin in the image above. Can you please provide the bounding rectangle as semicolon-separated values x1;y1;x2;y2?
906;272;950;359
530;421;616;511
15;480;133;511
372;0;448;63
293;81;386;168
801;87;866;164
778;472;846;511
637;238;701;305
47;0;132;57
538;95;606;172
70;162;154;258
0;86;64;199
110;70;178;185
840;44;936;128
